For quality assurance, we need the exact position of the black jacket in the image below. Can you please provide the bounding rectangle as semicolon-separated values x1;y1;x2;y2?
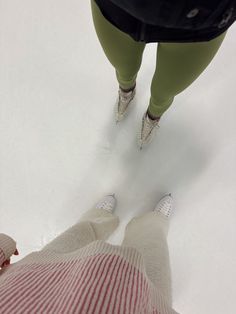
94;0;236;43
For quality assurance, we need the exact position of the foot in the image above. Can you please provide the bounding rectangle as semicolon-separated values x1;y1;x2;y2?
116;86;136;122
139;112;160;149
154;194;173;218
95;194;117;213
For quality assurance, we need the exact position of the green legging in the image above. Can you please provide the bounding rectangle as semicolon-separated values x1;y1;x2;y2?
91;0;226;117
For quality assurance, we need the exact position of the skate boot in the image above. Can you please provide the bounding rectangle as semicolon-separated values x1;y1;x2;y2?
154;194;173;218
116;86;136;122
139;112;160;149
95;194;117;213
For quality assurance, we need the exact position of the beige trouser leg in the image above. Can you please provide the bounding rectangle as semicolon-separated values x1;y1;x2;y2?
122;211;172;304
42;208;119;253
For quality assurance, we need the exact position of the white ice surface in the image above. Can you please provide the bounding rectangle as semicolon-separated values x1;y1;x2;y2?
0;1;236;313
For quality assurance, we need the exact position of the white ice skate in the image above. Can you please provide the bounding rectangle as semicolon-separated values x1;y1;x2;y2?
139;112;160;149
116;87;136;122
95;194;117;213
154;194;173;218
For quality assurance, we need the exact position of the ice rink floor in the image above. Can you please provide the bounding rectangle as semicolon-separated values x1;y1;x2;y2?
1;1;236;313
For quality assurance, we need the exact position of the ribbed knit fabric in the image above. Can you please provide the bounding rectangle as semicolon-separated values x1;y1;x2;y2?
0;247;5;265
122;212;172;304
0;208;178;314
0;233;16;263
0;241;177;314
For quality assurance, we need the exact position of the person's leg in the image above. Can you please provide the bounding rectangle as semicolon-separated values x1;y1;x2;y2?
91;0;146;90
122;211;172;304
148;32;227;118
42;199;119;253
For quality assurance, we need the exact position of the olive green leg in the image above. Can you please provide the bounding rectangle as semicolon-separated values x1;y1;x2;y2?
148;32;227;117
91;0;146;90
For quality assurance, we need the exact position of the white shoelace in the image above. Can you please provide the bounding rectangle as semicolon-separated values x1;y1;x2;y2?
99;201;113;211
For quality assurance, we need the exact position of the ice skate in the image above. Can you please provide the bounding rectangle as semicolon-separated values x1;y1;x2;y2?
139;112;160;149
154;194;173;218
116;86;136;122
95;194;117;213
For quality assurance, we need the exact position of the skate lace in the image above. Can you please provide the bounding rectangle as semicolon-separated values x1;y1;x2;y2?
98;201;113;211
159;201;171;217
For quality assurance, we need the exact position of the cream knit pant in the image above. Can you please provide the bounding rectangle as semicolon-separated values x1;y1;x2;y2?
43;208;171;304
